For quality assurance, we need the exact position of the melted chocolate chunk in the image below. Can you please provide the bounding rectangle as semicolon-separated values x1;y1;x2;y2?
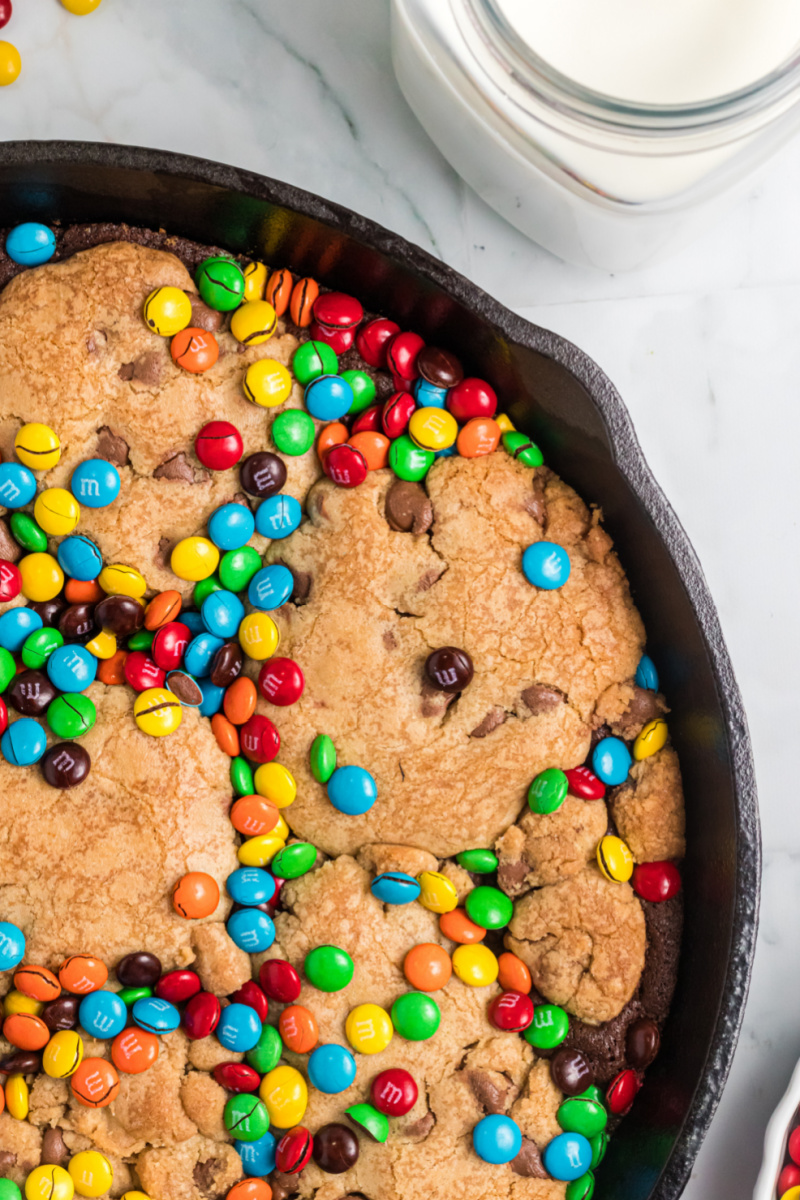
521;683;565;714
385;479;433;535
154;452;197;483
467;1070;511;1114
511;1137;548;1179
40;1127;69;1167
96;425;129;467
469;706;507;738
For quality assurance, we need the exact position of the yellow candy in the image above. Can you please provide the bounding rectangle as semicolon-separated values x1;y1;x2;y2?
238;612;280;660
408;408;458;452
62;0;102;12
43;1029;84;1079
596;834;634;883
15;423;61;471
121;1195;151;1200
143;285;191;337
417;870;458;914
230;300;277;347
4;989;43;1016
24;1166;74;1200
134;688;183;737
259;1064;308;1128
19;552;65;603
170;536;220;582
243;358;293;408
68;1150;113;1197
633;718;668;761
85;629;117;659
781;1190;800;1200
244;260;268;301
98;563;147;598
34;488;80;537
452;944;499;988
254;761;296;808
237;833;286;868
0;41;21;86
495;413;516;433
6;1071;29;1119
345;1003;394;1054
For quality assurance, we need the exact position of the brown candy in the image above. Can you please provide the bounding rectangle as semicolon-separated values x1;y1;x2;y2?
0;1050;41;1075
312;1123;359;1174
210;641;243;689
41;994;80;1032
40;1127;69;1167
8;670;57;716
550;1048;595;1096
240;451;287;499
626;1017;660;1069
95;593;144;637
385;478;433;536
42;742;91;789
425;646;474;694
59;603;96;641
116;951;161;988
417;346;464;389
29;597;67;627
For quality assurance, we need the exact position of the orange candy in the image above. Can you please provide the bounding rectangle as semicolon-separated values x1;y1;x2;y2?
171;327;220;373
172;871;220;919
3;1013;50;1051
439;908;486;945
97;649;127;685
456;417;501;458
317;422;348;461
13;965;61;1002
223;676;257;725
290;277;319;327
278;1004;319;1053
59;954;108;995
211;712;240;757
348;431;390;470
64;578;104;604
230;794;281;838
497;952;532;995
266;268;293;318
71;1057;120;1108
145;590;182;630
403;943;453;992
227;1180;273;1200
111;1026;160;1075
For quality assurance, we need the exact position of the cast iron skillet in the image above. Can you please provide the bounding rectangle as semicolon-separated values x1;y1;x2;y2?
0;140;759;1199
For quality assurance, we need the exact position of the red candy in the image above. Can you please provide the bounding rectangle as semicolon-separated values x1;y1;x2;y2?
382;391;416;439
312;292;364;332
790;1127;800;1165
195;420;243;471
351;405;382;434
606;1068;641;1115
309;323;356;355
240;714;280;764
370;1068;418;1116
324;443;367;489
0;2;11;31
0;696;7;737
779;1164;800;1193
632;862;681;903
356;317;400;369
213;1062;261;1093
259;958;301;1003
564;766;606;800
0;560;21;602
258;657;305;707
488;990;534;1032
446;377;497;421
182;991;221;1040
151;621;190;672
387;331;425;381
124;651;165;692
231;980;269;1023
275;1126;313;1175
155;969;201;1004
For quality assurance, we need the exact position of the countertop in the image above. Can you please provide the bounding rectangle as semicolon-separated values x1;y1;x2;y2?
5;0;795;1195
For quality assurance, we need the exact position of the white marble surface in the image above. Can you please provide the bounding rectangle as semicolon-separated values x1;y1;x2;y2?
3;0;798;1194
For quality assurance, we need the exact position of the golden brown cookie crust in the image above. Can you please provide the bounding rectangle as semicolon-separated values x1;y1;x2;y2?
610;745;686;863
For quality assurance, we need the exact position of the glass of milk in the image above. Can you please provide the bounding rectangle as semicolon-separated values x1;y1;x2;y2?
391;0;800;269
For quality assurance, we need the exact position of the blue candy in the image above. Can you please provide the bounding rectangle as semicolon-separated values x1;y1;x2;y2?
57;535;104;581
371;871;421;905
635;654;659;691
198;678;225;717
208;502;256;551
0;607;42;652
473;1114;523;1165
226;867;277;907
6;223;56;266
522;541;571;590
217;1002;263;1052
248;565;293;611
434;445;457;458
70;459;121;508
226;908;275;954
202;590;245;639
79;990;127;1039
542;1132;593;1182
0;462;37;509
47;644;97;693
308;1043;357;1094
304;374;354;421
184;632;224;678
327;765;377;816
236;1130;276;1177
592;736;633;786
414;378;448;408
132;996;180;1035
181;611;205;636
255;494;302;540
1;718;47;766
0;921;25;970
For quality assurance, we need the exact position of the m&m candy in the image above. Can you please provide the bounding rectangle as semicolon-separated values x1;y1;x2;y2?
308;1043;357;1094
345;1004;393;1054
452;944;498;987
15;422;61;470
473;1114;522;1165
143;286;192;335
171;327;219;373
134;688;182;736
596;835;634;883
196;256;246;312
218;1003;264;1053
71;459;121;507
391;992;441;1041
371;871;420;905
371;1067;418;1116
633;717;669;760
522;541;571;589
543;1132;593;1181
172;871;219;918
592;736;632;786
195;421;243;470
327;764;377;815
403;943;452;992
259;1064;308;1128
6;223;56;265
132;996;180;1035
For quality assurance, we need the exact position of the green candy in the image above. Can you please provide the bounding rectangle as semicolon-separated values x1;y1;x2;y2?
310;734;336;783
304;944;354;992
581;1085;604;1106
523;1003;569;1050
47;693;97;739
342;369;376;415
272;409;315;456
502;430;544;468
456;848;498;874
118;985;152;1007
389;434;434;482
292;339;338;386
246;1022;282;1073
21;627;64;670
196;255;246;312
528;767;568;815
566;1174;595;1200
391;991;440;1041
271;842;317;881
193;575;222;606
224;1094;269;1142
589;1131;608;1169
219;547;261;592
464;885;513;930
557;1096;607;1138
10;511;47;552
346;1102;389;1143
0;646;16;692
127;629;154;652
0;1179;22;1200
231;756;255;797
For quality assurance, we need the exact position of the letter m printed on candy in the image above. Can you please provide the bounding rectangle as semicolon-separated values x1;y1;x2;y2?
0;479;20;504
82;1068;108;1099
77;477;100;499
378;1079;404;1106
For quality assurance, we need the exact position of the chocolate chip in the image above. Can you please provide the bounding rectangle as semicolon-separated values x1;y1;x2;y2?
467;1070;509;1114
417;346;463;388
40;1127;68;1167
118;362;135;381
95;594;144;637
186;291;223;332
420;681;456;719
116;951;162;989
525;474;548;525
312;1123;359;1173
425;646;473;694
42;742;91;789
0;1153;16;1169
155;536;172;569
0;1050;41;1075
8;670;57;716
497;857;532;897
168;672;203;707
96;426;129;467
41;994;80;1032
0;517;21;562
385;479;433;535
193;1158;223;1195
626;1017;660;1069
416;567;443;592
29;598;66;627
621;686;664;733
240;451;287;499
283;564;311;604
521;684;565;715
403;1111;435;1140
550;1048;595;1095
128;349;163;387
210;641;243;688
86;329;108;354
470;706;506;738
59;602;96;641
154;452;197;483
383;629;397;651
511;1137;548;1178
